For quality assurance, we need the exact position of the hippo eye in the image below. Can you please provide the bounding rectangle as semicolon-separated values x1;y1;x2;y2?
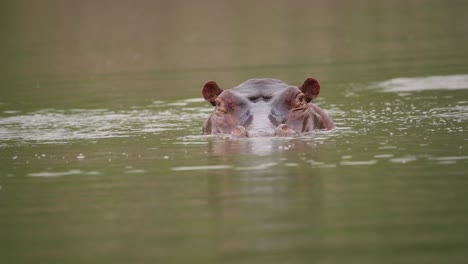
297;93;306;103
214;98;228;115
215;98;222;108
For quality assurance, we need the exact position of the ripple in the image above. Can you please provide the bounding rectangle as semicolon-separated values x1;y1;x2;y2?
2;110;21;114
429;104;468;121
374;154;394;158
374;74;468;92
235;162;277;171
28;170;102;177
171;162;283;171
0;100;209;144
125;169;146;174
390;156;417;164
340;160;378;166
28;170;84;177
171;165;233;171
428;156;468;161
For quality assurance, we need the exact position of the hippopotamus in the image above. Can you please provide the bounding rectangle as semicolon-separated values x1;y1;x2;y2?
202;78;335;137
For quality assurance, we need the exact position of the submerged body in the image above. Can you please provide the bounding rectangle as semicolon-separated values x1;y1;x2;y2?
202;78;334;137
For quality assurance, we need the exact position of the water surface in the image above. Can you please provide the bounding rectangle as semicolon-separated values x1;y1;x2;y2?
1;1;468;264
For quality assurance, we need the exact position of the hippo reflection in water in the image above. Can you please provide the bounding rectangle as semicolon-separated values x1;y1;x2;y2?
202;78;335;137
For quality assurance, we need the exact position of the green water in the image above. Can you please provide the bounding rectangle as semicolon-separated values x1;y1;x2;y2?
1;1;468;263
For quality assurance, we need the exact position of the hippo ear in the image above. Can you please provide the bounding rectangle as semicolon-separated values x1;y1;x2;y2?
299;78;320;102
202;81;223;106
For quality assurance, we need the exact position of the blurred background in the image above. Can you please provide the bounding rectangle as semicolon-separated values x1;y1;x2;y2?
1;1;468;264
1;0;467;108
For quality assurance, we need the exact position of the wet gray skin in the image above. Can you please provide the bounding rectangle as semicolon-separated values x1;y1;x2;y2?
202;78;335;137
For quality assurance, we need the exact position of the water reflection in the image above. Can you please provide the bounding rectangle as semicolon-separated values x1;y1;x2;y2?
208;137;319;156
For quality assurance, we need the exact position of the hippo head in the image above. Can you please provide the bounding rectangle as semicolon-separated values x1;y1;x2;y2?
202;78;334;137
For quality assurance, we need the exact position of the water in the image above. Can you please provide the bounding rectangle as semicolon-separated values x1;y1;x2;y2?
1;1;468;263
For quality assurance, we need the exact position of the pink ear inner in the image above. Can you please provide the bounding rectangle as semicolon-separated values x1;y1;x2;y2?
299;78;320;102
202;81;223;106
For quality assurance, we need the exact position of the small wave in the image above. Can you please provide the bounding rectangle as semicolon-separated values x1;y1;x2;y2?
171;165;233;171
235;162;277;171
374;74;468;92
28;170;83;177
340;160;377;166
28;170;101;177
0;101;209;144
125;169;146;174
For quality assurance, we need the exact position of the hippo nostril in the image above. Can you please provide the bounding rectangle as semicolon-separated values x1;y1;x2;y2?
275;124;296;137
232;126;247;137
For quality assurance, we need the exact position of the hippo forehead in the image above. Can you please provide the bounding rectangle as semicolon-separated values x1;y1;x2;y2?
228;78;292;99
